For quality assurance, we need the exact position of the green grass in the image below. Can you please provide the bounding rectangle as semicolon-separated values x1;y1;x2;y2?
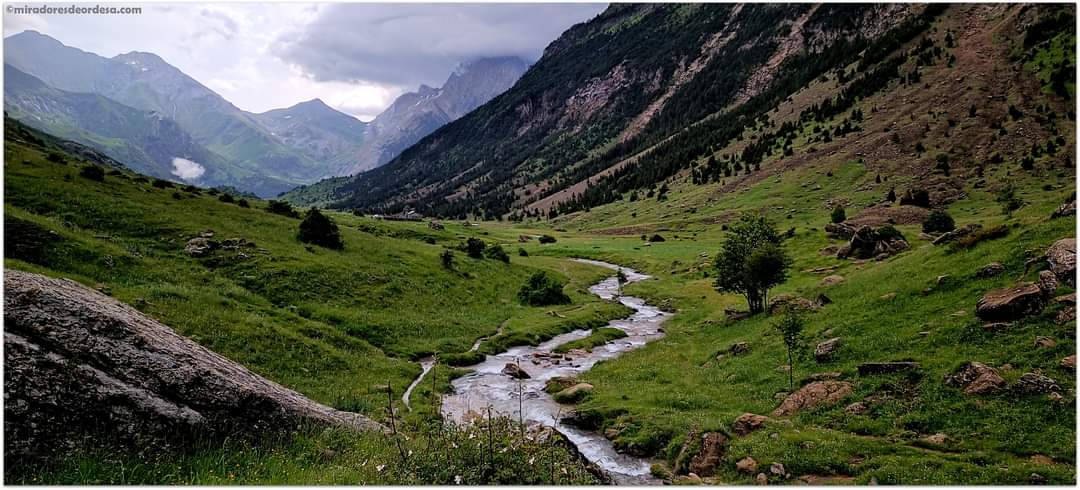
3;122;627;483
554;327;629;353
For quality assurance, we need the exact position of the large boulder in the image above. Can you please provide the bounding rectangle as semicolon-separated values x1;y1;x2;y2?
932;223;981;245
732;413;769;436
768;294;819;314
772;381;853;417
1046;238;1075;287
502;363;531;379
815;338;842;362
553;383;593;404
1014;372;1061;394
688;432;728;477
183;237;218;257
975;282;1047;321
837;226;909;260
825;222;857;240
944;362;1006;395
857;361;920;375
4;270;383;464
1050;198;1075;219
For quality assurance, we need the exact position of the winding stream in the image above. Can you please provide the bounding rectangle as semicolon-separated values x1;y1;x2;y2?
441;259;670;484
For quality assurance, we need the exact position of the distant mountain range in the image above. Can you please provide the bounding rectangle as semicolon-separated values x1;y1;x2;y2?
3;30;528;197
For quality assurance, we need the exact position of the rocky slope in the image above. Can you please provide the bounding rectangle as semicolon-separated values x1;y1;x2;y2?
4;270;384;464
310;3;1072;223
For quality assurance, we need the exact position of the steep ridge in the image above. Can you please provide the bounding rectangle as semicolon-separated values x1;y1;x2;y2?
315;3;922;218
316;3;1071;224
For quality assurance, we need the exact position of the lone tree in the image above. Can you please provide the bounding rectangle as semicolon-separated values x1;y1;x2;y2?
714;214;791;314
298;208;344;249
440;249;455;270
517;272;571;306
774;311;805;392
465;237;486;258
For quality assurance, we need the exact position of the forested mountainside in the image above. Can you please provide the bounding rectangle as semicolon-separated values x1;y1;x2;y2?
298;3;1072;221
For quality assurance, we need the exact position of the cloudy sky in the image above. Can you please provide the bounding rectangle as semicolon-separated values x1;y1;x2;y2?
3;2;605;120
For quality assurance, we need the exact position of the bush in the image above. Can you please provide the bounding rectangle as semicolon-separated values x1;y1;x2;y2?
517;272;571;306
267;200;300;218
996;185;1024;216
152;178;174;189
218;194;235;204
899;188;931;208
484;244;510;263
538;235;557;244
649;234;666;242
440;249;455;269
831;206;846;223
876;224;904;241
922;209;955;233
465;237;486;258
237;199;250;208
79;165;105;182
518;247;529;257
298;208;344;249
46;152;67;164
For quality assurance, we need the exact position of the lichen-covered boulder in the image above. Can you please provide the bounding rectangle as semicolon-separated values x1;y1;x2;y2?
4;270;384;465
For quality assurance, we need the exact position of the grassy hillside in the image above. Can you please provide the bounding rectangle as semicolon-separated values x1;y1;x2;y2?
3;119;624;483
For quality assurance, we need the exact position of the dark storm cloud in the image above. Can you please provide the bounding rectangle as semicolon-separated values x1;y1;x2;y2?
274;3;606;87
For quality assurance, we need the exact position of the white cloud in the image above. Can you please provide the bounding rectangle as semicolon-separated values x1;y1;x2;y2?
171;157;205;181
3;3;606;119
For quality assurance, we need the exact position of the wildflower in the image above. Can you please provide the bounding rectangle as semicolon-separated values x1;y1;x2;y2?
454;475;463;485
376;464;386;473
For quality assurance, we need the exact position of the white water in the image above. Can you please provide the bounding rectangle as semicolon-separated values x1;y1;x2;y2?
441;259;670;484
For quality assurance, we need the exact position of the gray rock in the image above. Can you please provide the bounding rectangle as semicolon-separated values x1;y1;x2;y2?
975;262;1005;278
1047;238;1076;287
1014;372;1061;394
975;282;1046;321
815;338;841;362
4;270;383;464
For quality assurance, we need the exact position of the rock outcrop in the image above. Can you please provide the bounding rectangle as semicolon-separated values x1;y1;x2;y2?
837;226;909;260
975;282;1046;321
1046;238;1075;287
732;413;769;436
772;381;852;417
815;338;842;362
944;362;1006;395
4;270;384;463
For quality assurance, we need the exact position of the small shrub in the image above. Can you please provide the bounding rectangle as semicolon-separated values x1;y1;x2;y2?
440;249;455;269
649;234;666;242
237;199;250;208
517;272;571;306
518;247;529;257
79;165;105;182
46;152;67;164
152;179;174;189
171;192;183;200
465;237;486;258
922;209;956;233
218;194;235;204
876;224;905;241
298;208;343;249
831;206;846;223
538;235;557;244
996;185;1024;216
484;244;510;263
267;200;300;218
